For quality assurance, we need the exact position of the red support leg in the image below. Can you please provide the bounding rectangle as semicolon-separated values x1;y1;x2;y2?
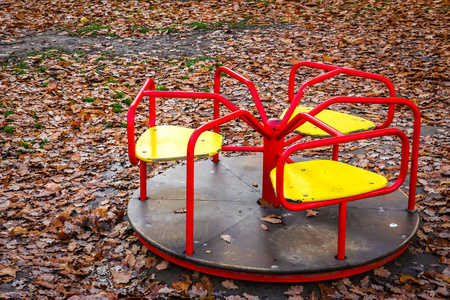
261;119;285;207
140;161;147;201
337;202;347;260
332;144;339;161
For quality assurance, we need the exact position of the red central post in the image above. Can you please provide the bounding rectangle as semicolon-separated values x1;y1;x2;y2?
261;118;285;207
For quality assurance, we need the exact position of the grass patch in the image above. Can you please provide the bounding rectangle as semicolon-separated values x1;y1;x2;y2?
105;122;114;128
107;77;117;83
15;62;28;69
4;111;14;117
2;126;15;134
180;75;189;79
156;26;177;34
113;92;125;99
131;25;151;34
19;141;30;149
36;66;48;72
122;98;132;106
155;85;167;91
34;123;43;129
77;21;110;37
121;122;127;128
39;138;49;148
83;97;96;103
27;47;67;60
111;102;123;113
190;22;208;30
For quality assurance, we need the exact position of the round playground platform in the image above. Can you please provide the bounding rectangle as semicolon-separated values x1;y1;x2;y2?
127;156;419;282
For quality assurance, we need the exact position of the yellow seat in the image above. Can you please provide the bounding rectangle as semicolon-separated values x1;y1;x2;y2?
270;160;387;202
281;106;375;137
136;125;223;162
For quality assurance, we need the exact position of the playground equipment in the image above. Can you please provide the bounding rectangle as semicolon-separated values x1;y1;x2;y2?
127;61;421;282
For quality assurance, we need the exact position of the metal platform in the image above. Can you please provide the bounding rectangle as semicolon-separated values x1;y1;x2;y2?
128;156;419;282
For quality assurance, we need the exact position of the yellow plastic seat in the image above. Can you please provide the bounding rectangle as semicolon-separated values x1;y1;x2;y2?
136;125;223;162
269;160;387;202
281;106;375;137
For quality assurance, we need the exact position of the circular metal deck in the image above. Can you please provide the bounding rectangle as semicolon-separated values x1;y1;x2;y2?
128;156;419;282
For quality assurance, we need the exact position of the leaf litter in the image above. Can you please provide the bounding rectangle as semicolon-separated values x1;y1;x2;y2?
0;0;449;299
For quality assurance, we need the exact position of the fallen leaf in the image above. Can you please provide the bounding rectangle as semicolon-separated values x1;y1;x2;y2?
173;280;190;292
373;266;391;278
111;270;132;284
306;210;319;217
221;234;232;243
174;207;186;213
155;260;169;270
284;284;304;295
259;214;282;224
260;224;269;231
222;279;238;290
0;267;17;277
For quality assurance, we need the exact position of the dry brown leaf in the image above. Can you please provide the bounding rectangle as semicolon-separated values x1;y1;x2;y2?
373;266;391;278
306;210;319;217
222;279;238;290
259;214;282;224
221;234;232;243
260;224;269;231
284;284;304;295
155;260;169;270
111;270;132;284
172;280;190;292
174;207;186;214
0;267;17;277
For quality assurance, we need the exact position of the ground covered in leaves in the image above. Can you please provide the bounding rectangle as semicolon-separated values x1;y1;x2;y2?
0;0;449;299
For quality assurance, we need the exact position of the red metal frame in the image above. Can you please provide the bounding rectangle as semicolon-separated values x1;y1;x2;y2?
127;61;421;278
274;127;410;260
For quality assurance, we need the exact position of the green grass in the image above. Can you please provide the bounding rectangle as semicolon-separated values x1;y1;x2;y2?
39;138;49;148
15;62;28;69
4;111;13;117
107;77;117;83
42;82;50;87
83;97;96;103
77;21;110;37
131;25;151;34
105;122;114;128
36;66;48;72
180;75;189;79
122;98;132;106
27;47;67;60
156;27;177;34
113;92;125;99
19;141;30;149
155;85;167;91
190;22;208;30
111;102;123;113
121;122;127;128
2;126;15;134
34;123;43;129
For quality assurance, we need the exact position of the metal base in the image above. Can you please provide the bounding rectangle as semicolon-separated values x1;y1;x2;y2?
128;156;419;282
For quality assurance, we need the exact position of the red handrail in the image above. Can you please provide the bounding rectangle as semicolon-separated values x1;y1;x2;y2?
275;128;411;211
287;61;396;129
127;78;155;165
214;66;268;124
185;109;263;255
